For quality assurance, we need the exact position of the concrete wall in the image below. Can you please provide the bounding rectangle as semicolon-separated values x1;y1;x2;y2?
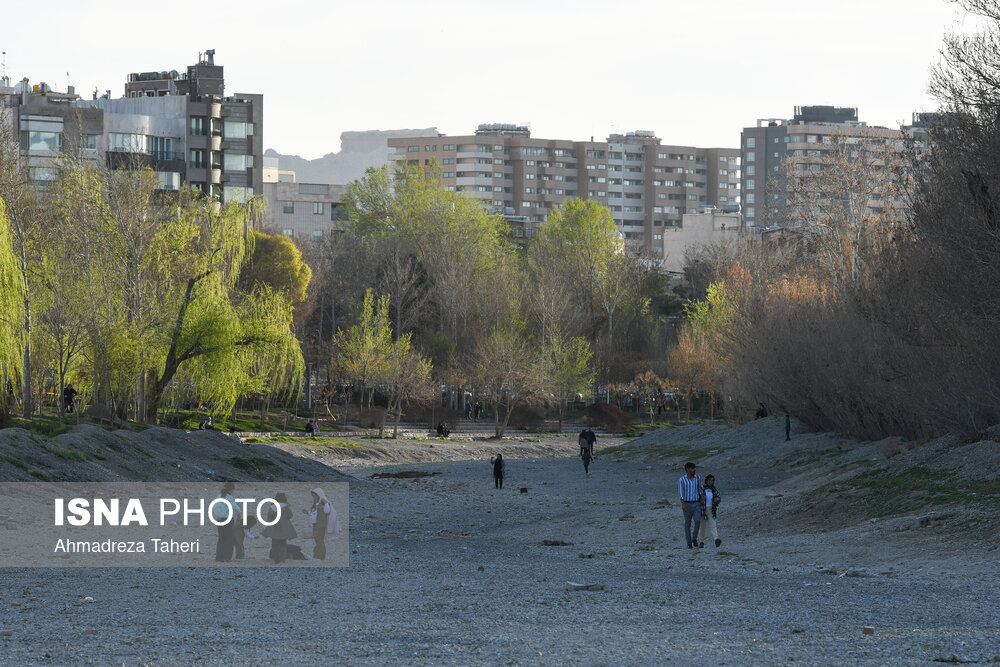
661;212;742;274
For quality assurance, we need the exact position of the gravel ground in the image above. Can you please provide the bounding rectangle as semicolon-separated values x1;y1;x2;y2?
1;427;998;666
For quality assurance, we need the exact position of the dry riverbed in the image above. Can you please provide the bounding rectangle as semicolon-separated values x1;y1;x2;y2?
0;419;998;665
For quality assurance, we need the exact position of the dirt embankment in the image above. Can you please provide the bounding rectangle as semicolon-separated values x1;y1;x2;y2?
602;416;1000;540
0;425;345;483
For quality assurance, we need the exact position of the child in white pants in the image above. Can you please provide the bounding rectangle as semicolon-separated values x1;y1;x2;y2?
698;474;721;548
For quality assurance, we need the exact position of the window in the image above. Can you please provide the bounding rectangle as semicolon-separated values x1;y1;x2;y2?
223;153;250;171
82;135;97;151
108;133;143;153
282;201;294;214
746;137;756;148
224;186;252;203
443;144;455;151
313;202;323;215
407;146;420;152
746;151;755;162
746;207;755;218
425;145;431;151
147;136;174;160
28;132;62;151
190;117;205;136
443;158;454;164
189;149;205;168
211;118;222;136
312;230;323;241
746;165;755;175
156;172;180;190
746;193;755;204
282;228;294;237
28;167;57;182
747;180;755;190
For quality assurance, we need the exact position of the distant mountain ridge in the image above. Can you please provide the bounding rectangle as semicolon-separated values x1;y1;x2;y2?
266;128;438;185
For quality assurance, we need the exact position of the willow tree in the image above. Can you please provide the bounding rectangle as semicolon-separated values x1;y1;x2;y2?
0;119;44;418
0;198;24;402
143;192;303;422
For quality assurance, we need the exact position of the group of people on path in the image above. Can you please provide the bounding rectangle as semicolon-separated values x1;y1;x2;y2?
214;483;341;564
678;462;722;549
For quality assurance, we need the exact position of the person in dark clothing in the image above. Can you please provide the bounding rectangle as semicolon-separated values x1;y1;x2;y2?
213;482;238;562
262;492;297;564
62;385;77;414
756;403;768;419
785;414;791;441
436;421;450;437
490;454;505;489
474;401;482;420
581;446;592;475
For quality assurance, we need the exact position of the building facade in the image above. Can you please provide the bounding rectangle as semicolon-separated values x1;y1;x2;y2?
740;106;906;230
0;51;262;203
260;180;347;242
388;125;740;261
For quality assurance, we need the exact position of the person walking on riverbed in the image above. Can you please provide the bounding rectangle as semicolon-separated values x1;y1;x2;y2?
678;462;702;548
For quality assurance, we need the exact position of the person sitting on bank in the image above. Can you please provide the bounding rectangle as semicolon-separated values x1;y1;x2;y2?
436;421;450;437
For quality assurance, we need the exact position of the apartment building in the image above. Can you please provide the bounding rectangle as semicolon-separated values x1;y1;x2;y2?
0;51;262;203
740;106;906;229
261;180;347;242
388;125;740;261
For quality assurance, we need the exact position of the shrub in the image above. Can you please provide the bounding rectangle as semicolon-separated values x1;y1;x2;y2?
508;405;545;429
583;402;632;431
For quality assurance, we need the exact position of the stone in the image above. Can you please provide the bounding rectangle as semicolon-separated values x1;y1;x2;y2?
862;626;875;635
565;582;604;591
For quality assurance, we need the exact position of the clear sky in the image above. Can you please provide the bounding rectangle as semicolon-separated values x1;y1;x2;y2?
1;0;980;159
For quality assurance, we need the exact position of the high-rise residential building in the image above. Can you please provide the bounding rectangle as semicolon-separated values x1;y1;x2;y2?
388;125;740;262
740;106;906;229
0;51;262;203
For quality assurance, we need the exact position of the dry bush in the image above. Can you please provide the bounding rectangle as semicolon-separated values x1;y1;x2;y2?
583;402;632;430
883;441;901;459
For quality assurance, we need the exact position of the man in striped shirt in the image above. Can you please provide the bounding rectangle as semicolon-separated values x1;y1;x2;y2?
678;462;703;548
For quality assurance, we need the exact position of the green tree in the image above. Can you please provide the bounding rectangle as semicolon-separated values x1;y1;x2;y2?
238;230;312;306
0;198;24;400
380;336;434;438
530;198;643;379
547;333;596;432
474;324;550;438
333;289;394;424
0;121;45;417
